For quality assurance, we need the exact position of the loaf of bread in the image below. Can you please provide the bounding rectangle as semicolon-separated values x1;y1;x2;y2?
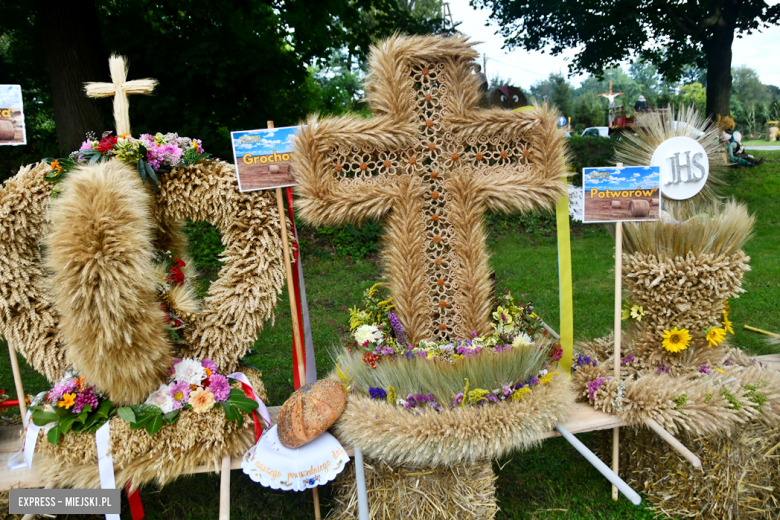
277;379;348;449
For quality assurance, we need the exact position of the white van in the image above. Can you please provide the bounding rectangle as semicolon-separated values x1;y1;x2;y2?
580;127;610;138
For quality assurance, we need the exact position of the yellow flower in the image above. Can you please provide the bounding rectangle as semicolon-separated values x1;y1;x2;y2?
723;301;730;314
715;368;726;374
492;306;513;325
621;308;630;321
705;327;726;347
467;389;490;405
461;378;469;407
386;386;396;405
426;351;436;360
630;305;645;322
188;387;216;413
539;371;558;385
59;393;76;410
511;387;532;401
451;354;464;362
336;364;351;386
661;327;691;353
722;314;734;335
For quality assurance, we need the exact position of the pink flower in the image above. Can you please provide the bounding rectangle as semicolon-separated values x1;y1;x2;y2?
73;390;98;414
209;374;231;402
168;381;191;410
201;359;218;374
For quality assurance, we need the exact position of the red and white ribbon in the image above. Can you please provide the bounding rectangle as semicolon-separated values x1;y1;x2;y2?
227;372;271;442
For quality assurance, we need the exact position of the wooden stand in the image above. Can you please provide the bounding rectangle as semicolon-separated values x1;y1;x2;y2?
612;220;622;501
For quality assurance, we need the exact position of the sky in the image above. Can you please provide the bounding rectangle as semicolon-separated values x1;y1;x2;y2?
448;0;780;91
231;126;299;156
583;166;660;191
0;85;23;111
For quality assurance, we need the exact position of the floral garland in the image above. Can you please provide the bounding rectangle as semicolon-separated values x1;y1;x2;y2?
118;358;258;436
333;284;562;411
44;131;210;193
622;299;733;354
32;359;258;444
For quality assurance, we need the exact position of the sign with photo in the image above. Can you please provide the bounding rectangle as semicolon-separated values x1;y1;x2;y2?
231;126;301;192
0;85;26;146
582;166;661;223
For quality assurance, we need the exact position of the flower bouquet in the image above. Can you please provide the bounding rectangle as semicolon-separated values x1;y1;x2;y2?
334;284;562;412
31;375;113;445
117;358;259;436
44;131;210;192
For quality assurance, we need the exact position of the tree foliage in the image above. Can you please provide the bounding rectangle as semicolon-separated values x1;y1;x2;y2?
471;0;780;116
0;0;449;177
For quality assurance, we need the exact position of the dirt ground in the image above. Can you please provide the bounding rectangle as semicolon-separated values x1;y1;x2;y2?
583;195;660;222
236;161;295;191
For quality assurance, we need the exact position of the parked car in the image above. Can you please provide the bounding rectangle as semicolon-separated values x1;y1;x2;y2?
581;127;610;138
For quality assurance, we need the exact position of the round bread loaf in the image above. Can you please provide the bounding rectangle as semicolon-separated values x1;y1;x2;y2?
277;379;348;449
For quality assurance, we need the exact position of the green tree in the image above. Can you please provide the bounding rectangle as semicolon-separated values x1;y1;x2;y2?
530;72;574;117
680;82;707;113
732;65;772;106
471;0;780;118
0;0;448;162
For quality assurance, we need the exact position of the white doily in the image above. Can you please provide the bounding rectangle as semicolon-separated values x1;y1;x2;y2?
242;425;350;491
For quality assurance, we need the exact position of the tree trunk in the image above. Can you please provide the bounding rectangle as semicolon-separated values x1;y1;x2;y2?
36;0;108;151
703;23;734;120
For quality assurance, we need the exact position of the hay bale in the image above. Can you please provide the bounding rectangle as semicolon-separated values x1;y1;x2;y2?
611;200;622;208
628;199;649;217
328;459;497;520
0;120;14;141
649;198;659;206
615;423;780;519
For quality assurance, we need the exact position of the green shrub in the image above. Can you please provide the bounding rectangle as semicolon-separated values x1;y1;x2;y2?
567;136;616;186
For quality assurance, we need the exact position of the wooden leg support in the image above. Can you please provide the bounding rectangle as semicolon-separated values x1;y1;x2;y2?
313;487;321;520
7;340;29;427
219;455;231;520
644;418;702;468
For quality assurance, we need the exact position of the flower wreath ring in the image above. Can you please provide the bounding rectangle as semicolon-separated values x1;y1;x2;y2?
0;158;287;391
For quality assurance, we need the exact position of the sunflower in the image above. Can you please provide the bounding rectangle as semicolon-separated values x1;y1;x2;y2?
705;327;727;347
662;327;691;353
722;314;734;334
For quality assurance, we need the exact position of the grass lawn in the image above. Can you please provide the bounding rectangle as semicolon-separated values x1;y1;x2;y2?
743;139;780;147
1;151;778;519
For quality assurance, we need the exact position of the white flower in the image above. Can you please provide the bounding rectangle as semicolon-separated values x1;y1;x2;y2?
440;343;455;352
511;332;533;349
145;384;174;413
539;369;548;377
397;398;408;407
354;324;383;346
174;358;207;385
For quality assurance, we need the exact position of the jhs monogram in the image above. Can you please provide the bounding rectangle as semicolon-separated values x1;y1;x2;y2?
666;151;706;184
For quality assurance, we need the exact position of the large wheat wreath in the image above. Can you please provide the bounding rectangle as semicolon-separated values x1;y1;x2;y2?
0;158;286;404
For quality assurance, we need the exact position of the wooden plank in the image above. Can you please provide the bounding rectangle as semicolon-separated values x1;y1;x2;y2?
0;451;43;491
0;425;22;453
539;403;625;440
756;354;780;368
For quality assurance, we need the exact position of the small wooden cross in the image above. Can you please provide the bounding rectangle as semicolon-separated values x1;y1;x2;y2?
597;79;624;105
84;54;158;136
294;35;567;345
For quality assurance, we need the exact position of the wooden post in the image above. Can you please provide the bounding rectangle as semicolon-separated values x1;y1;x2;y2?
268;121;306;389
7;340;28;428
612;220;622;500
644;418;701;468
219;455;231;520
612;162;624;501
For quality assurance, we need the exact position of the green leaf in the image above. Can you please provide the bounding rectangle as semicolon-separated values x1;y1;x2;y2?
58;415;75;436
80;404;92;415
145;162;159;192
132;404;162;418
76;411;88;423
162;410;179;424
47;425;60;446
32;411;59;427
95;400;113;418
117;407;136;423
144;415;164;437
227;393;259;413
53;405;72;418
221;401;237;422
137;159;147;183
129;417;153;430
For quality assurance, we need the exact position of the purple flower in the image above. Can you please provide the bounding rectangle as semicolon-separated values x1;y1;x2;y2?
201;359;218;374
525;376;540;386
587;377;608;401
169;381;191;410
73;390;98;414
368;387;387;400
574;354;597;371
452;393;464;407
656;363;670;374
192;138;204;154
621;355;635;365
724;358;732;366
209;374;231;402
49;378;78;402
387;313;407;346
699;365;711;375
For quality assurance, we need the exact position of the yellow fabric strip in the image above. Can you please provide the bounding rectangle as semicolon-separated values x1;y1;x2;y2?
556;193;574;376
